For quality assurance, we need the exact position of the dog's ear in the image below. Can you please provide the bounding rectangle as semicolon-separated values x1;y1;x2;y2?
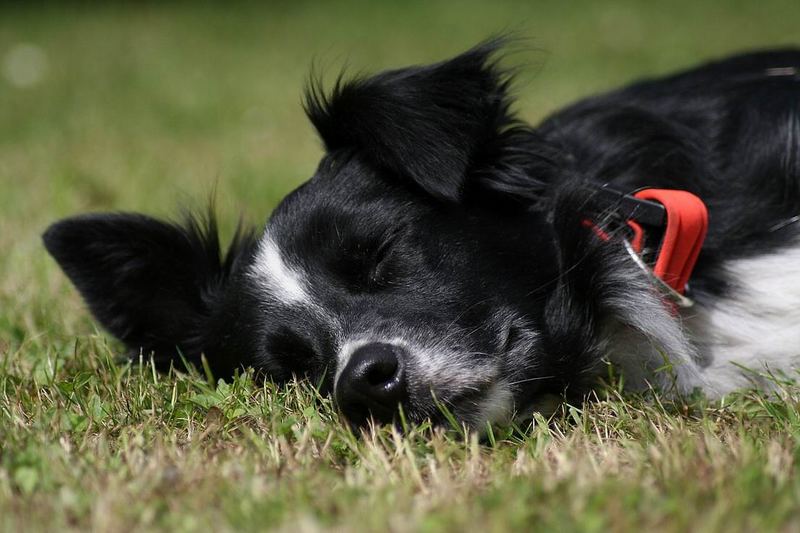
305;40;555;203
43;212;255;370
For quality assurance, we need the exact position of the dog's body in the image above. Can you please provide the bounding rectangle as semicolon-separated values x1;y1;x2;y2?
44;43;800;428
538;49;800;397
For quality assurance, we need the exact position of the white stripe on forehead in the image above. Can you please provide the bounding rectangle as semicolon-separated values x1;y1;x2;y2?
249;236;312;305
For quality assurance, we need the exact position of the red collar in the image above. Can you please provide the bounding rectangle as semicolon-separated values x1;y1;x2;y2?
585;186;708;305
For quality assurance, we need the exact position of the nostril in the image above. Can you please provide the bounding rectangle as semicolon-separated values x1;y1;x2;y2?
335;342;408;425
365;355;399;386
346;343;404;391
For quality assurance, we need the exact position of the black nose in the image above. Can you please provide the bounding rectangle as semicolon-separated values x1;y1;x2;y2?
335;342;407;425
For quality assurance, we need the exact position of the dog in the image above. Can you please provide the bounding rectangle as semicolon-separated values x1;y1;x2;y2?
43;40;800;429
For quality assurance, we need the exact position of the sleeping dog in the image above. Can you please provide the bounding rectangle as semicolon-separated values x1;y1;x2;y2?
44;41;800;428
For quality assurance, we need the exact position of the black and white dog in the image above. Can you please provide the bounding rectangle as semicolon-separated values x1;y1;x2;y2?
44;41;800;428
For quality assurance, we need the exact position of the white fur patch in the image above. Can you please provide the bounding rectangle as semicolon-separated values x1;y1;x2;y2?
686;241;800;394
472;382;513;428
249;236;311;305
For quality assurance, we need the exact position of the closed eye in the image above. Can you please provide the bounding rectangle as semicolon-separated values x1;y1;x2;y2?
325;224;409;292
369;227;406;288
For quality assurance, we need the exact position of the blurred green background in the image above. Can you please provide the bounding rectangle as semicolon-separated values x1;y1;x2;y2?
1;0;798;343
1;4;799;530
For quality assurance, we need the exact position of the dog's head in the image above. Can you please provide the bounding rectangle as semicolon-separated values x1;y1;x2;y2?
44;42;691;429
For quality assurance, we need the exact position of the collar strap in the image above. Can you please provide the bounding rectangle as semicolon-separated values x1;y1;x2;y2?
586;186;708;302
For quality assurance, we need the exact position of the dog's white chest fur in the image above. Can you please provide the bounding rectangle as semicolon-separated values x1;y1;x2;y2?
687;241;800;394
607;241;800;396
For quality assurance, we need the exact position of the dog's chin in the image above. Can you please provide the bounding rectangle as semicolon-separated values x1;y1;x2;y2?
400;388;563;434
335;382;515;431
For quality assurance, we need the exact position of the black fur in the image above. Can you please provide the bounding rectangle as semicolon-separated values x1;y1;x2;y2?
304;40;560;206
43;212;257;375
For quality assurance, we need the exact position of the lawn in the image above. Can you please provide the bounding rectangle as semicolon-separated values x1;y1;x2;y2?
2;1;800;531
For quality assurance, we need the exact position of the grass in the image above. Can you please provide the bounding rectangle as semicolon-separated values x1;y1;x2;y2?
1;1;800;531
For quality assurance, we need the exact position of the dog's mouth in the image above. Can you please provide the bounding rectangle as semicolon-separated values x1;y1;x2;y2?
332;337;515;429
